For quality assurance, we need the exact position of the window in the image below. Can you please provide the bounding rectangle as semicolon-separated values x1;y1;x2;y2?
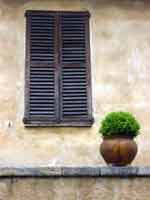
23;10;93;127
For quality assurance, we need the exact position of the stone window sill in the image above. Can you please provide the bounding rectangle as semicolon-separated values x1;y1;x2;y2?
0;166;150;177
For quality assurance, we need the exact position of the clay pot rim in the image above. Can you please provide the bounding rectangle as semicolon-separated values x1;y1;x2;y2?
102;135;135;140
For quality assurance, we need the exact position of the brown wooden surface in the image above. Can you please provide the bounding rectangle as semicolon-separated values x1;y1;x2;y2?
24;11;93;126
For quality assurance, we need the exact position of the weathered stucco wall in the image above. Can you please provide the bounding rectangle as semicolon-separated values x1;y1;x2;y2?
0;177;149;200
0;0;150;166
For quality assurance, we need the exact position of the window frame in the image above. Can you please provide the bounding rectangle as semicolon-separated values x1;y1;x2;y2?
23;10;93;127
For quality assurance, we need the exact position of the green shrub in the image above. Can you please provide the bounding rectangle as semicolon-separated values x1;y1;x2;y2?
99;112;140;138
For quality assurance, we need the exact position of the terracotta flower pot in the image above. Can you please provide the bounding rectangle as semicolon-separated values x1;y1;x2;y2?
100;136;137;166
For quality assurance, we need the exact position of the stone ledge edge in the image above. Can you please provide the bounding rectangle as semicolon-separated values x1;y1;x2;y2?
0;166;149;177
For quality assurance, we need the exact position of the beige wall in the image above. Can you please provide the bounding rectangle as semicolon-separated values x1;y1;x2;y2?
0;177;150;200
0;0;150;166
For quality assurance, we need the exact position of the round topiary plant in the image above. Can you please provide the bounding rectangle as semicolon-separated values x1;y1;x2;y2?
99;111;140;138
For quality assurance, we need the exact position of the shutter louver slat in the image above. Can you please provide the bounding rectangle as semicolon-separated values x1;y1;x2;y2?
60;14;90;121
28;13;56;121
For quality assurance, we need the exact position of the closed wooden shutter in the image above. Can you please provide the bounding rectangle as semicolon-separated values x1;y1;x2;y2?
60;12;92;125
24;11;93;126
24;11;58;125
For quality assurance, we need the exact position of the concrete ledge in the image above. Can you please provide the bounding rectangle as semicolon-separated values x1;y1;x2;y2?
0;166;149;177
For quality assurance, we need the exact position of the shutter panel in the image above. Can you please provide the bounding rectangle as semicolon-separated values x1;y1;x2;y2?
24;11;93;126
60;12;93;125
24;11;58;124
